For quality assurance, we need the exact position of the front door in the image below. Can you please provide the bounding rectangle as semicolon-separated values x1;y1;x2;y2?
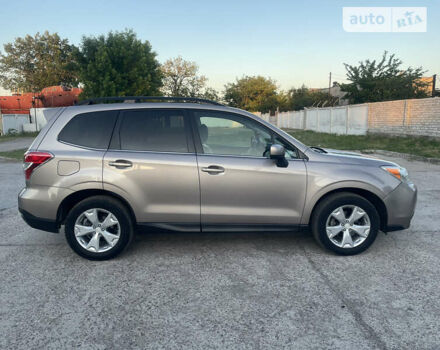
191;110;307;231
103;108;200;231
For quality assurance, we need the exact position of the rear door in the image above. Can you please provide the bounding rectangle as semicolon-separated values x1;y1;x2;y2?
191;110;307;231
103;108;200;230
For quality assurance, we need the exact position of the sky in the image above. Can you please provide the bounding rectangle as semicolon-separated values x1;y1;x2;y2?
0;0;439;92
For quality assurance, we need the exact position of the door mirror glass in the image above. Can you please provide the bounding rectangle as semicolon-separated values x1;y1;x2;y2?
270;144;288;168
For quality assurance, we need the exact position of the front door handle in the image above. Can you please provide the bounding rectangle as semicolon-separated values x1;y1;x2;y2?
108;159;133;169
201;165;225;174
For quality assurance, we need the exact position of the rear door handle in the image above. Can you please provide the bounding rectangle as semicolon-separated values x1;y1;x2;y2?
108;159;133;169
201;165;225;174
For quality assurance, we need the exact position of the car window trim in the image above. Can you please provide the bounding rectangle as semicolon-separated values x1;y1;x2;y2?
57;139;109;152
104;149;196;156
187;108;302;159
196;153;305;162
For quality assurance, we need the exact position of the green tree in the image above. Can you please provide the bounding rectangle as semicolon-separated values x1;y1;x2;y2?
160;56;219;100
76;30;162;99
200;87;220;102
0;31;77;92
161;56;206;97
341;51;428;104
286;85;330;110
224;76;278;113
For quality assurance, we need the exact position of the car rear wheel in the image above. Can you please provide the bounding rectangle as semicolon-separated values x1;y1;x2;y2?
65;196;134;260
311;192;380;255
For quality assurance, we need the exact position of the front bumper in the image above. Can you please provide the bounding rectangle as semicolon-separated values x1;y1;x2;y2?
383;181;417;232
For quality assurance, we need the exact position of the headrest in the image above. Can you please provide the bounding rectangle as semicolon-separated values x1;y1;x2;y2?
199;124;208;143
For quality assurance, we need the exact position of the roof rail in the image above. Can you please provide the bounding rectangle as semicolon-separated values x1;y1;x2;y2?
77;96;223;106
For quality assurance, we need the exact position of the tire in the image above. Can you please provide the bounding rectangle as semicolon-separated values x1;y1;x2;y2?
65;195;134;260
311;192;380;255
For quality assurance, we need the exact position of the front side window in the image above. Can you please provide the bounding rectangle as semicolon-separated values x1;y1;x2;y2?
119;109;188;152
58;111;118;149
194;111;298;158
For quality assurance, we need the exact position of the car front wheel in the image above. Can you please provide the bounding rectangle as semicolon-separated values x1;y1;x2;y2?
311;192;380;255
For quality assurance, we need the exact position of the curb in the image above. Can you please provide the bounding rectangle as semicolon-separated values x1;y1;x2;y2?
361;149;440;164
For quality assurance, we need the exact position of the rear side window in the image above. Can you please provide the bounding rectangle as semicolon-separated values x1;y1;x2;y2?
119;110;188;152
58;111;118;149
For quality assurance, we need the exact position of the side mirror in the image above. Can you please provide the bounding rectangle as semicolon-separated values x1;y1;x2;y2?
270;144;288;168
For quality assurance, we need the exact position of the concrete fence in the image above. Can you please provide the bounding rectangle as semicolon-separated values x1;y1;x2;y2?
0;107;61;134
0;114;30;134
368;97;440;138
259;104;369;135
257;97;440;137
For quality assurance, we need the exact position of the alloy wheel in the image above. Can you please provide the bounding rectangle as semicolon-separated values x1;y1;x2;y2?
325;205;371;248
74;208;121;253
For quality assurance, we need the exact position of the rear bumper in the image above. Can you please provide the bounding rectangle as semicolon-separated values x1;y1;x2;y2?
383;181;417;232
18;186;73;233
19;208;59;233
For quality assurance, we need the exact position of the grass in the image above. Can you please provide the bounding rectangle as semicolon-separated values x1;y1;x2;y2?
0;148;26;160
0;131;39;143
285;129;440;159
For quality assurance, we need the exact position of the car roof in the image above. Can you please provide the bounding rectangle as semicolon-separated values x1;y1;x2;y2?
66;102;238;113
64;102;265;121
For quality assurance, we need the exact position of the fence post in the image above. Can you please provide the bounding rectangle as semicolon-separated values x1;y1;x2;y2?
317;109;320;131
402;100;407;127
346;105;350;135
303;109;307;130
330;108;333;134
303;110;306;130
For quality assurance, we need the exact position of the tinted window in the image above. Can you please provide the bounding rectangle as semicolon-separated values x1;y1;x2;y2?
194;111;298;158
58;111;118;149
119;110;188;152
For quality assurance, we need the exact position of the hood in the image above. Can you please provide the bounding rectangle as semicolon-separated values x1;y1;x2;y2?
304;147;398;167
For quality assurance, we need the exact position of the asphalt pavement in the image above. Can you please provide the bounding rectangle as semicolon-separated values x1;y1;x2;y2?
0;155;439;349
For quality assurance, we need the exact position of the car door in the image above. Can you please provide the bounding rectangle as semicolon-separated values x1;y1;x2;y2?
103;108;200;231
191;110;307;231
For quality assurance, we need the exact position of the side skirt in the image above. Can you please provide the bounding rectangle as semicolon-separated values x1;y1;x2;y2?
202;224;307;232
137;222;307;233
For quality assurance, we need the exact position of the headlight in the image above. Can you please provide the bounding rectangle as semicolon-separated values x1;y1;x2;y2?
381;165;409;182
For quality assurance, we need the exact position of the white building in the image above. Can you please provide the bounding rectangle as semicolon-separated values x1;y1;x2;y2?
0;86;11;96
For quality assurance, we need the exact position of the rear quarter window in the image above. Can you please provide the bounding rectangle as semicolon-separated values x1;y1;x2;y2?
58;111;118;149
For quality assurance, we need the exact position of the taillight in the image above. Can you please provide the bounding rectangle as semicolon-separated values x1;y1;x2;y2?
23;151;53;180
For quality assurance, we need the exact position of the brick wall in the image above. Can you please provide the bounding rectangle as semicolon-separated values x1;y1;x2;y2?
368;97;440;137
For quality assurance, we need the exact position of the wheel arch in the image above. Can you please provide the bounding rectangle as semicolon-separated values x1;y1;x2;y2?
56;189;137;226
305;187;388;231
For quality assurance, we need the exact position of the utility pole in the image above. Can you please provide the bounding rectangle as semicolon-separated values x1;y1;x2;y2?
432;74;437;97
328;72;332;96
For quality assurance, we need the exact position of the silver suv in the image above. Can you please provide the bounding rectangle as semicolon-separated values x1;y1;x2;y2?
18;97;417;260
